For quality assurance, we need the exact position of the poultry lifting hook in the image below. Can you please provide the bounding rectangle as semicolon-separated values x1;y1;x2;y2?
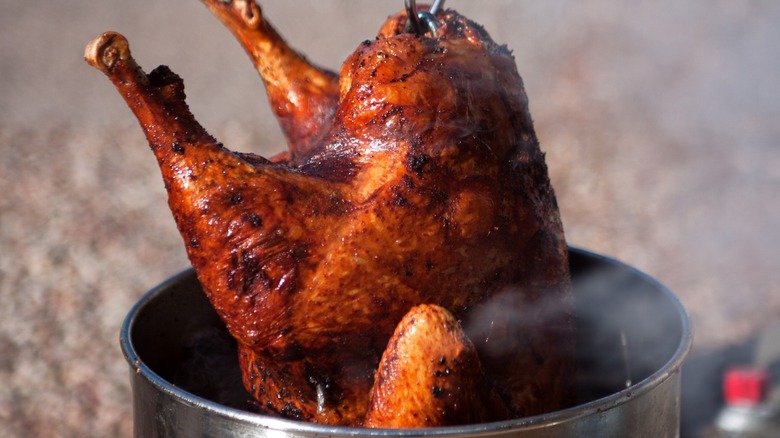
405;0;445;38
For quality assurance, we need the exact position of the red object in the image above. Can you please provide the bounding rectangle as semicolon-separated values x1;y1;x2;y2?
724;367;770;406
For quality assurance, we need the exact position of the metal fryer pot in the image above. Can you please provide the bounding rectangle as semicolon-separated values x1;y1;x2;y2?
121;248;692;437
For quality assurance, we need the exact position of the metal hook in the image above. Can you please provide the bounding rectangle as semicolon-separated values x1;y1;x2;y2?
404;0;446;38
429;0;445;15
405;0;423;35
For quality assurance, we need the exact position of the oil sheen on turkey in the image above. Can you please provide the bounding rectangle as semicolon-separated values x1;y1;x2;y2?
85;0;576;428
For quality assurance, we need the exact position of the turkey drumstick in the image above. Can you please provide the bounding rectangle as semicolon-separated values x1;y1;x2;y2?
201;0;339;158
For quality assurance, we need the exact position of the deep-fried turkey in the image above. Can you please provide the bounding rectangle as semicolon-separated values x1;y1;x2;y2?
85;1;575;427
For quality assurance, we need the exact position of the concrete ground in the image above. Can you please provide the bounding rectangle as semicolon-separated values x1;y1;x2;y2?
1;1;779;436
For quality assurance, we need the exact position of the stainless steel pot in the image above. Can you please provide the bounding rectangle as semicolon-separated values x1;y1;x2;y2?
121;248;692;437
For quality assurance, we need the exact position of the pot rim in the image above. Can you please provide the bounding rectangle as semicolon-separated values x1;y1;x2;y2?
120;246;693;435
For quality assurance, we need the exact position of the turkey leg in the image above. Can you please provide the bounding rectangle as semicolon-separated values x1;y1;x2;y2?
201;0;339;156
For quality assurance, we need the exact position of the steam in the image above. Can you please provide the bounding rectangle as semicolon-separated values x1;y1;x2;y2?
571;258;687;401
620;330;632;388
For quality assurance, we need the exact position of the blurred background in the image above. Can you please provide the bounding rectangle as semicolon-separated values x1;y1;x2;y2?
1;1;778;436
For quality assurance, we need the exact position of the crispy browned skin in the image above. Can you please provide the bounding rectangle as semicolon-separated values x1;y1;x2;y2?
364;304;507;427
85;4;574;427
